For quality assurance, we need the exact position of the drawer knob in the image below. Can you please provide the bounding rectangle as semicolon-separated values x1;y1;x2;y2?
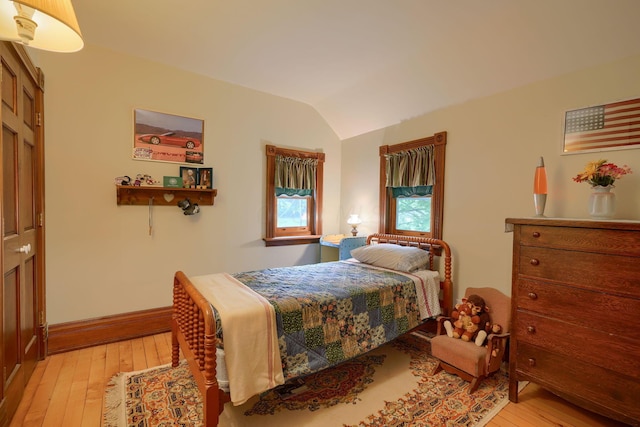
527;326;536;334
532;231;540;238
528;358;536;367
530;259;540;266
528;292;538;300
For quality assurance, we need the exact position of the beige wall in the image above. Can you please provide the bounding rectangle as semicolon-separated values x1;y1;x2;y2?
35;44;640;324
341;54;640;303
37;45;342;324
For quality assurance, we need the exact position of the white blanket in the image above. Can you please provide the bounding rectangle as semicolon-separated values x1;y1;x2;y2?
190;273;284;405
406;269;442;319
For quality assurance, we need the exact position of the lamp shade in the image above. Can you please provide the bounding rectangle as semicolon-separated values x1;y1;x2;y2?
533;157;547;194
347;214;361;226
0;0;83;52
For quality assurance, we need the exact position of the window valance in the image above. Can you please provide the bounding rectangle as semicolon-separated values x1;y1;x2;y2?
385;145;434;188
391;185;433;198
275;155;317;191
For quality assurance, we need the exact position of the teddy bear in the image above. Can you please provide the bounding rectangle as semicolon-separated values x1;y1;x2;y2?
445;294;499;346
469;296;504;348
475;321;502;345
444;299;465;338
444;298;481;342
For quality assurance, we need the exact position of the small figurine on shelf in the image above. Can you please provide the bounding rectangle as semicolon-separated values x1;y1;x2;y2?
142;174;159;185
133;173;160;186
115;176;131;185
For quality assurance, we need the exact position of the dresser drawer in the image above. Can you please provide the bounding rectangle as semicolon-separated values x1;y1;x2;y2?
519;225;640;256
514;342;640;423
514;310;640;376
518;246;640;297
516;279;640;335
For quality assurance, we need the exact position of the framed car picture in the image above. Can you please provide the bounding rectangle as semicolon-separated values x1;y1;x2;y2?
133;109;204;164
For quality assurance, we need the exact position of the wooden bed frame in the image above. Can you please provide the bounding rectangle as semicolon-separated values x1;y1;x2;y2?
171;233;453;426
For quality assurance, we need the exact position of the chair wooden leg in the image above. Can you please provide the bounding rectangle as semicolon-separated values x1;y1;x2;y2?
432;362;443;376
468;376;484;394
435;360;485;394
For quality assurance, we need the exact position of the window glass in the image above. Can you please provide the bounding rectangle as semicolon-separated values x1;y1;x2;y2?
277;197;308;227
395;196;431;232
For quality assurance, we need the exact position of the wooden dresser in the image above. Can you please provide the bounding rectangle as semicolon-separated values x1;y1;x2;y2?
505;218;640;426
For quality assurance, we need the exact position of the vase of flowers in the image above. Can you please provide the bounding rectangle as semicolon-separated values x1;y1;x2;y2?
573;160;632;219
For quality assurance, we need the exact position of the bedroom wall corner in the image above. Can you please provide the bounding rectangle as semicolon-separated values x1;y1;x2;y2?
37;44;342;325
341;53;640;304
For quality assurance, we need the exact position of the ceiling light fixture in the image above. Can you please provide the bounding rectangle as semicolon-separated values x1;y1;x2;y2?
0;0;83;52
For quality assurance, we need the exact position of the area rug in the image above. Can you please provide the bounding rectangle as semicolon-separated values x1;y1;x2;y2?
104;334;524;427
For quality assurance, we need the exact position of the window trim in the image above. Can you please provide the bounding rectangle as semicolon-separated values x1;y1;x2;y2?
264;144;324;246
379;131;447;240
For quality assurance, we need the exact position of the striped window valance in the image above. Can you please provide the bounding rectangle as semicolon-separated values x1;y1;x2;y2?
275;155;318;196
385;145;435;188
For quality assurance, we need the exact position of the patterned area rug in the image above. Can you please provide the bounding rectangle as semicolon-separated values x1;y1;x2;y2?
104;334;523;427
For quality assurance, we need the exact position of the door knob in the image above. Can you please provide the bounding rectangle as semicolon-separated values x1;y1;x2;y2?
16;244;31;254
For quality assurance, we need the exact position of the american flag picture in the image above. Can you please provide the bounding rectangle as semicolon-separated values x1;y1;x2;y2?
563;97;640;153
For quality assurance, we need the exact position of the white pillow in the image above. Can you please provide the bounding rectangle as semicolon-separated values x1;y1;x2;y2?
350;243;430;272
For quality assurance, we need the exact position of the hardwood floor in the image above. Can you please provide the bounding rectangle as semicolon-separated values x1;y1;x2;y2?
10;332;628;426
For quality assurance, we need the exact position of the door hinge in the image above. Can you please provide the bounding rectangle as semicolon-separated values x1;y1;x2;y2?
39;212;44;227
36;112;42;126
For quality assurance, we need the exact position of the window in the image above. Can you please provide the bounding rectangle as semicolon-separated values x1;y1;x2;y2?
265;144;324;246
379;132;446;240
275;195;313;236
395;196;431;232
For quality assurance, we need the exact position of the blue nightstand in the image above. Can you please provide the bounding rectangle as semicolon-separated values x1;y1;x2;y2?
319;234;367;262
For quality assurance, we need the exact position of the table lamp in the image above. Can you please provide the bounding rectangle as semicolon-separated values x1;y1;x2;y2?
347;214;361;236
533;157;547;217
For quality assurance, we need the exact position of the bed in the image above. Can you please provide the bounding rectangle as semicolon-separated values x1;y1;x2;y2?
171;233;453;426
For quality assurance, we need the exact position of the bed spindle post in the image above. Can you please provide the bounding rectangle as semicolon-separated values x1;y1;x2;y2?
191;302;198;358
172;277;181;367
198;311;205;370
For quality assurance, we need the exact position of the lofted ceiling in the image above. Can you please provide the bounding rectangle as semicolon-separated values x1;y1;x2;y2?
72;0;640;140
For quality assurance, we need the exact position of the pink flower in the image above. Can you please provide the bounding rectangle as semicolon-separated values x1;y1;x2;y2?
573;159;632;187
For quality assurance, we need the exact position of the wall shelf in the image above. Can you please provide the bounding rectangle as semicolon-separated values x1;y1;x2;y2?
116;185;217;206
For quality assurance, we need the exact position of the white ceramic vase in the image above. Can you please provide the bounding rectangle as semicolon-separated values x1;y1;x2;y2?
588;185;616;219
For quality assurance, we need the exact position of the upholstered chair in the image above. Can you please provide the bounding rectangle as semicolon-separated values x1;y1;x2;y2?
430;287;511;393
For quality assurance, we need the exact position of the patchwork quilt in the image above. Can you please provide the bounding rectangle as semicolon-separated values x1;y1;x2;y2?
232;260;439;380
